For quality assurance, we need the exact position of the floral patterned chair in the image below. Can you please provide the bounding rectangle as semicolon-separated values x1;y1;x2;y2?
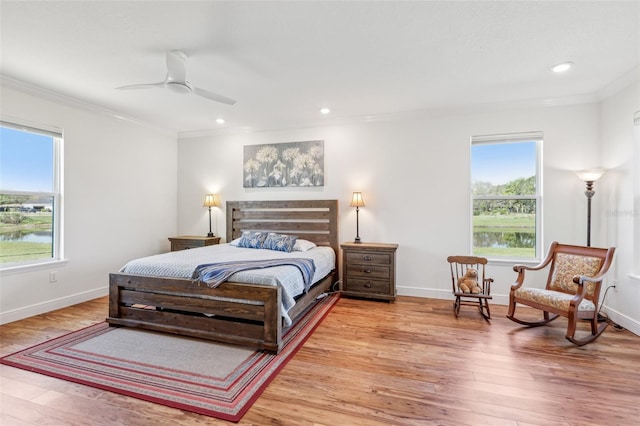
507;241;616;346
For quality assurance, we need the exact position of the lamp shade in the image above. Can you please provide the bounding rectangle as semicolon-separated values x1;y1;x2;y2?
203;193;220;207
350;192;365;208
576;169;605;183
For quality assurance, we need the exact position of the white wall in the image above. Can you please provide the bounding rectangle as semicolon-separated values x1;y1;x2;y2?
0;83;178;324
177;101;638;322
600;81;640;334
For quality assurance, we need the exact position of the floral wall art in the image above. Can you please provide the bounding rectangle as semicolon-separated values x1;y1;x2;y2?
243;140;324;188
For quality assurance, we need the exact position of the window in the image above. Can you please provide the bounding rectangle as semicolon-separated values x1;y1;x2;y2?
0;121;62;268
471;132;542;260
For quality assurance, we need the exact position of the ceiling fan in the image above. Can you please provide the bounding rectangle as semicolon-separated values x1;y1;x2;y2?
116;50;236;105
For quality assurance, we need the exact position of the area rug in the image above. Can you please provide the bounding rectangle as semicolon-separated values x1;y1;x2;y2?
1;293;338;422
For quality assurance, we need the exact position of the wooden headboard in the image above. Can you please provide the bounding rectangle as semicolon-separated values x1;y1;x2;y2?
226;200;339;254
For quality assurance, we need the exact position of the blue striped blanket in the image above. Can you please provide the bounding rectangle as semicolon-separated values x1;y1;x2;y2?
192;258;316;290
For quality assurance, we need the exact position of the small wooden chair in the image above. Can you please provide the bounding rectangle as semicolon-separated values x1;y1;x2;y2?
507;241;616;346
447;256;493;320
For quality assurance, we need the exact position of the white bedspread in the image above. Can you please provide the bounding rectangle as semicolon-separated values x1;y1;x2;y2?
119;244;335;326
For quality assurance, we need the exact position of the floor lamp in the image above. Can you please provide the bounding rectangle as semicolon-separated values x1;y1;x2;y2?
350;192;365;243
576;170;605;247
203;194;220;237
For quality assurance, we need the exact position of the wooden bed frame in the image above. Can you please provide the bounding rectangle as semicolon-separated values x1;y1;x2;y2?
107;199;339;353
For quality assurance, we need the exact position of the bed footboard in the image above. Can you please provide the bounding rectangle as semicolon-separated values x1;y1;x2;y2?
107;273;283;352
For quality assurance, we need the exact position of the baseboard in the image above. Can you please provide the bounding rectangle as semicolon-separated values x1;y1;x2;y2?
0;287;108;325
601;304;640;337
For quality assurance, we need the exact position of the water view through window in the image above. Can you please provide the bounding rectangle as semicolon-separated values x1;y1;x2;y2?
471;138;539;259
0;124;58;265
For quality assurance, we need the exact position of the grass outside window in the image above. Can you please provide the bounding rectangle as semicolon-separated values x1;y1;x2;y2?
0;211;53;264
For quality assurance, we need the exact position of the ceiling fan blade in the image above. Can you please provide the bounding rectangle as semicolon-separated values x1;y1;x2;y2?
116;82;165;90
193;87;237;105
116;50;235;105
166;50;187;83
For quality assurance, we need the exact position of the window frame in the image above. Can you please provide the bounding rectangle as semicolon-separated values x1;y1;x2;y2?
470;132;543;262
0;119;63;271
633;111;640;278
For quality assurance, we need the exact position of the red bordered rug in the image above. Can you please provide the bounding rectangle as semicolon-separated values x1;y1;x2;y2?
1;293;338;422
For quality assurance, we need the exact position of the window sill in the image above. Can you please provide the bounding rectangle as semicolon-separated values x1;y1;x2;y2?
0;259;68;276
486;258;541;267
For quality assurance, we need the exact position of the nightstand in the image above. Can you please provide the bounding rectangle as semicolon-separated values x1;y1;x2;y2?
168;236;221;251
341;242;398;301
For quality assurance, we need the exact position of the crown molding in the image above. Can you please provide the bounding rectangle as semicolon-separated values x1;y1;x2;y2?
2;73;625;141
596;65;640;101
0;75;175;135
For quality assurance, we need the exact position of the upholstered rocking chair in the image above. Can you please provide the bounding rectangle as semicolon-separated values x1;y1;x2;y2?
507;241;616;346
447;256;493;320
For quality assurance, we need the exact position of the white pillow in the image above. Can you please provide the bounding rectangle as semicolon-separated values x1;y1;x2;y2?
293;239;316;252
229;237;241;246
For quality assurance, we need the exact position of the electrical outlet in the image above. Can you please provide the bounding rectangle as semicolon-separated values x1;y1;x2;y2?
49;272;57;283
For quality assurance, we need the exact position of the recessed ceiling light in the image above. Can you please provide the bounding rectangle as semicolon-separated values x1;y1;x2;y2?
320;108;330;115
551;62;573;73
216;118;225;124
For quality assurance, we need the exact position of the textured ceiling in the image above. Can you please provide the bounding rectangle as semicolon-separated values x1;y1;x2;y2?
1;1;638;136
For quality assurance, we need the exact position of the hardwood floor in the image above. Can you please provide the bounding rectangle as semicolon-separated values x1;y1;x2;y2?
1;295;639;425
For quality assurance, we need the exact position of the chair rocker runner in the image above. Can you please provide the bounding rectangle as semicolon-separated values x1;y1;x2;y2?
507;241;615;346
447;256;493;320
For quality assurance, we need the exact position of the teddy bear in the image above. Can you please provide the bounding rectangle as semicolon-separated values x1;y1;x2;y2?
457;268;482;294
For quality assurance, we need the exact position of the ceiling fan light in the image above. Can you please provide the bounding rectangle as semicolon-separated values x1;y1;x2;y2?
166;81;191;93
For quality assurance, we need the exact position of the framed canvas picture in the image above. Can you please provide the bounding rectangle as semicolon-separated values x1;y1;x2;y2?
243;140;324;188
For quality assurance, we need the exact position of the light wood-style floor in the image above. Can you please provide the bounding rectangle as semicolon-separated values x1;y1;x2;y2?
1;295;639;425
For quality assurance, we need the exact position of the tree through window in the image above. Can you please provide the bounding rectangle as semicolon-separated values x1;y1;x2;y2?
471;132;542;260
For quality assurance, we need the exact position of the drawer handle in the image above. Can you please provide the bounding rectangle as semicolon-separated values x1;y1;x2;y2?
363;269;371;274
364;282;372;288
363;256;372;261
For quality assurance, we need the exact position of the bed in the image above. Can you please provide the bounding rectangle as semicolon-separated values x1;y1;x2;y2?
107;199;339;353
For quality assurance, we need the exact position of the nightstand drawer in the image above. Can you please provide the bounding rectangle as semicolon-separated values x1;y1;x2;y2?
345;264;390;280
171;241;201;251
345;252;391;265
168;236;221;251
344;278;390;294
